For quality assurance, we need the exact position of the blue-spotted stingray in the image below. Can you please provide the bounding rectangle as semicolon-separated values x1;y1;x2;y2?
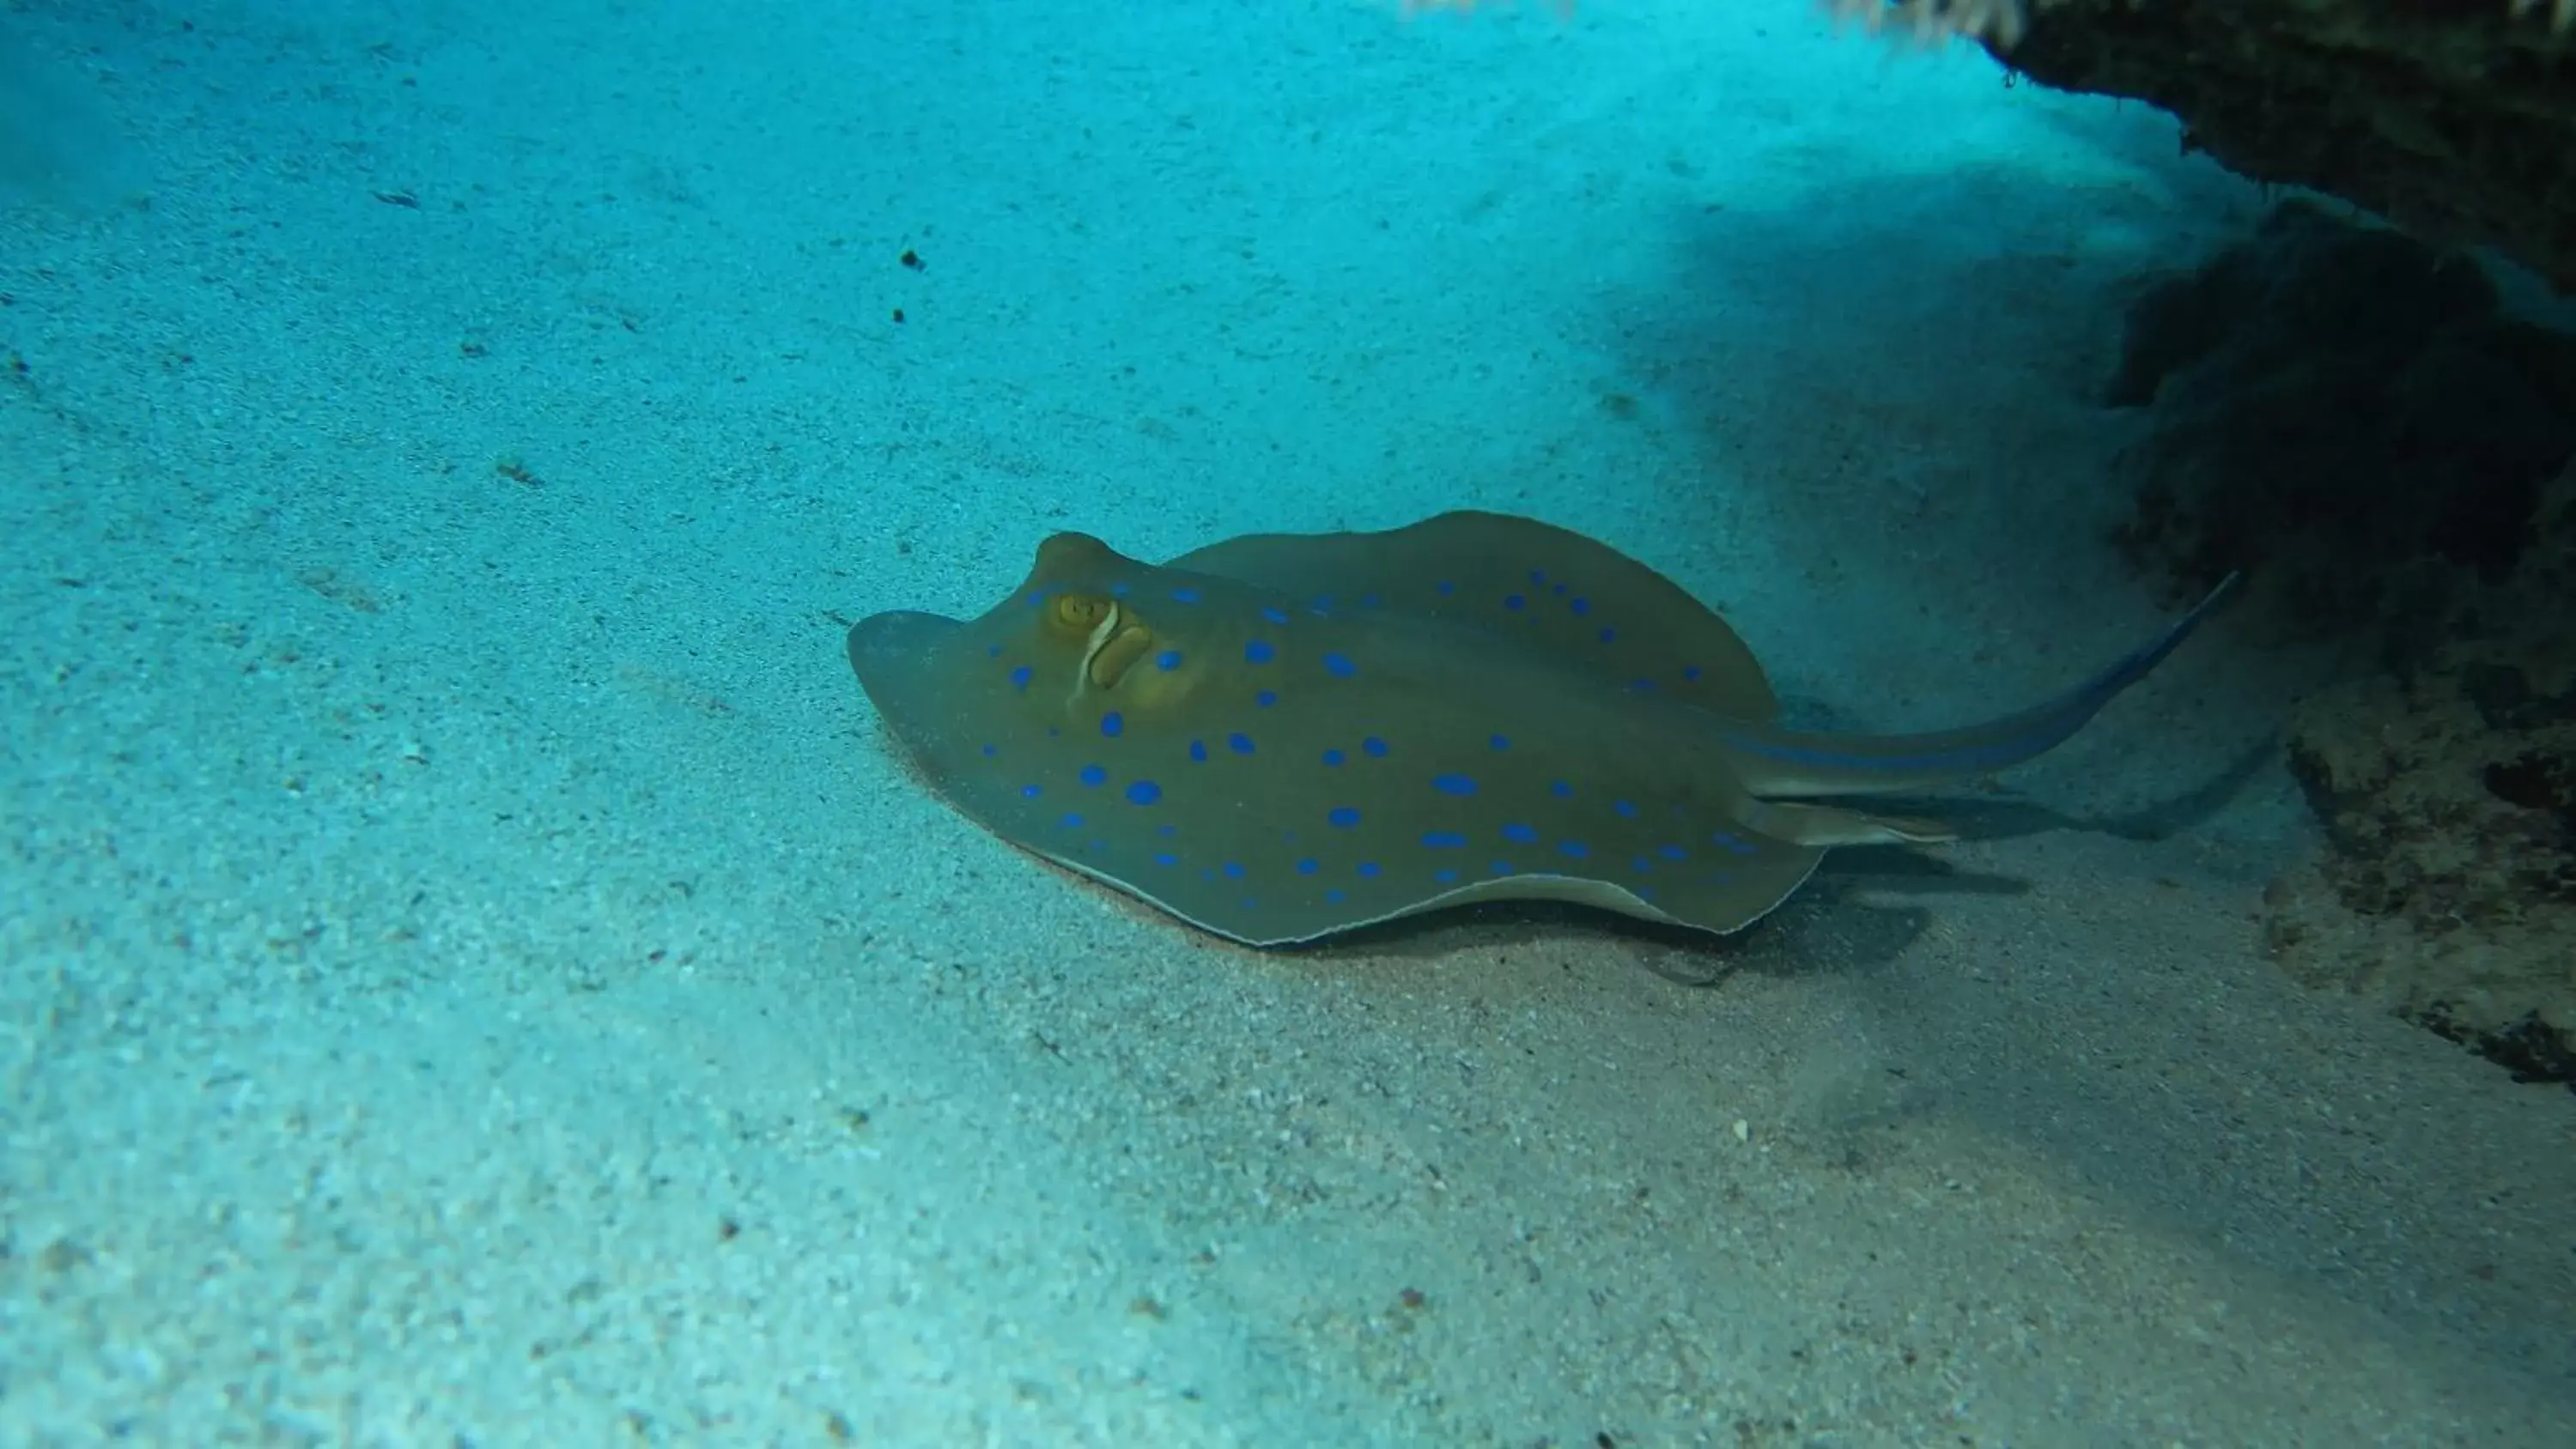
848;512;2233;946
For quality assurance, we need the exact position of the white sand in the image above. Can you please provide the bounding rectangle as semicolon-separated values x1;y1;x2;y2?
4;0;2571;1443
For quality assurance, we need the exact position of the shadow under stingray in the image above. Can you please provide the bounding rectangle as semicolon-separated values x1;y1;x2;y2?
1930;734;2281;845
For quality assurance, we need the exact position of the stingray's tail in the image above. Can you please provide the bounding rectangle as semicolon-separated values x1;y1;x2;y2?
1714;573;2240;798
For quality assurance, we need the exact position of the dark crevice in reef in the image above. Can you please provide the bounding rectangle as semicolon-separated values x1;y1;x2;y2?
2425;1004;2576;1086
2109;201;2576;629
2109;199;2576;1091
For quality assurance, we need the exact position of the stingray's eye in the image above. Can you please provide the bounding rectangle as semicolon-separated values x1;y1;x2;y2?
1087;622;1157;689
1049;594;1112;633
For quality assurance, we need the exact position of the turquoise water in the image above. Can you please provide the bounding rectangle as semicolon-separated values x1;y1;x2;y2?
5;2;2570;1443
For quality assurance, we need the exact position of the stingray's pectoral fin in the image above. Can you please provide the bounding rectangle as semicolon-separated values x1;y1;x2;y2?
1737;798;1957;847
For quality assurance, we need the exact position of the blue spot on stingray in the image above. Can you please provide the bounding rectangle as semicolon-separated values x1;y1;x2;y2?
1154;851;1178;867
1222;861;1247;880
1432;773;1478;796
1529;569;1546;585
1360;592;1383;609
1060;812;1085;829
1256;689;1279;708
1309;596;1334;614
986;644;1002;658
1436;579;1455;595
981;743;999;758
1357;862;1382;878
1682;665;1704;681
1228;732;1255;755
1658;844;1688;861
1501;822;1540;845
1631;856;1653;874
1323;652;1357;678
1614;799;1639;817
1421;831;1467;849
1078;765;1108;787
1125;780;1163;806
1157;823;1177;837
1327;807;1362;828
1009;664;1034;691
1296;858;1320;875
1490;860;1515;876
1489;734;1511;751
1570;597;1590;615
1712;832;1759;855
1155;649;1184;670
1326;888;1347;904
1245;639;1276;664
1261;605;1291;626
1020;784;1042;799
1598;627;1617;644
1322;748;1346;767
1434;868;1459;884
1549;779;1574;798
1189;739;1208;762
1100;712;1125;738
1504;593;1526;610
1363;736;1388;757
1627;679;1657;693
1552;582;1567;597
1558;840;1590;859
1172;586;1200;603
1637;887;1657;902
1109;582;1130;597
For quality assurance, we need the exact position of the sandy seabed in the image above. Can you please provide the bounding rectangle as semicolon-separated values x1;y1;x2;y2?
4;1;2571;1444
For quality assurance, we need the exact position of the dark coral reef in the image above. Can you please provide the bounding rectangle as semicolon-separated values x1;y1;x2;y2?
1990;0;2576;293
2109;200;2576;1088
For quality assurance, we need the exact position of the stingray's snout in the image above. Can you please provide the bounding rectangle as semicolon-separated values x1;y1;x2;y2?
848;609;951;667
846;608;968;710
